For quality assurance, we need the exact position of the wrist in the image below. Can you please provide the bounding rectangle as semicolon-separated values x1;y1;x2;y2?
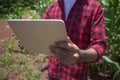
77;49;84;62
77;48;98;63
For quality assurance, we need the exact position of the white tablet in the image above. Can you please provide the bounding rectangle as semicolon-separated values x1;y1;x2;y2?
8;19;67;55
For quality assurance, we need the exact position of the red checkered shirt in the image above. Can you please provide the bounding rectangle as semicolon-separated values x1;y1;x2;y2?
43;0;106;80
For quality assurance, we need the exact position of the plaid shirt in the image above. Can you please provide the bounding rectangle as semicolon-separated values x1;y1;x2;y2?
43;0;106;80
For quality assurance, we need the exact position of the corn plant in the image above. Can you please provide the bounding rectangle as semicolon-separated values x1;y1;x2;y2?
90;0;120;80
99;0;120;62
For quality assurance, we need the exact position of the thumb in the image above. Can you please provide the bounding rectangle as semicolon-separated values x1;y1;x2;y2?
67;37;73;43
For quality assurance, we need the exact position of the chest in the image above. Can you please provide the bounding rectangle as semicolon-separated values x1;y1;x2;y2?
47;2;94;46
49;3;93;30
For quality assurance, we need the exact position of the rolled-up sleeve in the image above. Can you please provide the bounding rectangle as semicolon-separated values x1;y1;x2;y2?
89;4;107;60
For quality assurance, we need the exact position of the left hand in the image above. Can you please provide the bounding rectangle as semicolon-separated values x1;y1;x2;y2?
49;37;81;65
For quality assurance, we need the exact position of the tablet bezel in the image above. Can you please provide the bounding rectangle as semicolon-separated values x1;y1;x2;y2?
8;19;67;55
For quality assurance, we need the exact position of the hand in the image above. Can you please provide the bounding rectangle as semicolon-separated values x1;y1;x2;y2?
49;37;81;65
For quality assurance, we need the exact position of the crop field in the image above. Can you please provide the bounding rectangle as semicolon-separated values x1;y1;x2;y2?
0;0;120;80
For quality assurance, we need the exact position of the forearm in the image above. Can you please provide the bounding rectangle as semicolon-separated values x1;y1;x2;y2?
78;48;98;62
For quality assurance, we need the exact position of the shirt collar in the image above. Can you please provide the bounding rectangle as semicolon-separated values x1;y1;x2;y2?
58;0;88;20
58;0;88;4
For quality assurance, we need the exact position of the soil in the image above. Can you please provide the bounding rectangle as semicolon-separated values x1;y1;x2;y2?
0;21;13;40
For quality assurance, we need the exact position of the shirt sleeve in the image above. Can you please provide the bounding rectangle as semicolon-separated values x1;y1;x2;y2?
89;4;107;61
43;3;53;19
43;7;49;19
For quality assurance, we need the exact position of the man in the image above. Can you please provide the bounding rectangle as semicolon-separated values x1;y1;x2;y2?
43;0;106;80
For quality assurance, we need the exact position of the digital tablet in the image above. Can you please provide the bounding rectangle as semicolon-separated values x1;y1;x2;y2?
8;19;67;55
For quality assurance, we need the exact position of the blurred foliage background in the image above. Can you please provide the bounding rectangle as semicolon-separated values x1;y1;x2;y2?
0;0;120;80
0;0;55;19
92;0;120;80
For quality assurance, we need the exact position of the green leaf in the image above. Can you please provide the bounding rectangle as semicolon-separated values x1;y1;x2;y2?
102;56;120;71
101;0;109;6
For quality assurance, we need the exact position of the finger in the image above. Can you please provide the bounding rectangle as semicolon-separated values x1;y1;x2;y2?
51;50;67;62
54;47;70;56
55;41;76;51
53;46;80;60
55;54;73;65
49;46;67;58
50;46;79;65
67;37;79;50
55;41;67;46
55;53;77;65
55;41;69;50
54;47;77;61
51;45;80;59
67;37;73;43
49;46;57;56
73;53;79;58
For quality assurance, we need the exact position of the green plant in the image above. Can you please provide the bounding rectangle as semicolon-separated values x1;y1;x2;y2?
0;0;38;19
0;53;14;66
101;0;120;62
31;70;41;79
102;56;120;80
5;37;13;54
0;68;8;80
0;35;15;54
90;0;120;80
33;0;55;17
0;0;55;19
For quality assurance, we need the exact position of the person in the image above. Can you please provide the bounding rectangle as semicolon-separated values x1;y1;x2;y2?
43;0;106;80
